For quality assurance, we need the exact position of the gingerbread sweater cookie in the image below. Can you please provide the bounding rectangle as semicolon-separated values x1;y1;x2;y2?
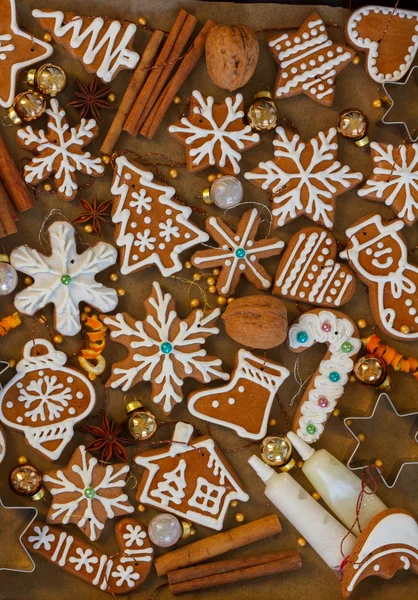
32;9;139;83
346;6;418;83
341;214;418;341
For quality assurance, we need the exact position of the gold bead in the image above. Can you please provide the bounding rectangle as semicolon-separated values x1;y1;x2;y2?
208;285;217;294
217;173;223;178
43;32;52;43
235;512;245;523
312;492;321;501
117;288;126;297
217;296;227;306
101;154;111;165
84;306;92;314
296;460;304;469
84;224;94;234
227;297;235;304
372;98;382;109
107;93;116;103
38;315;47;324
357;433;366;443
297;536;307;547
192;272;201;282
349;375;356;383
24;276;33;285
352;55;360;65
109;273;119;282
8;359;16;368
332;408;341;417
137;503;146;512
269;418;277;427
169;168;178;179
374;459;383;469
400;325;410;334
17;455;28;465
346;419;352;427
173;95;181;105
207;174;217;184
357;318;367;330
184;260;192;269
190;298;200;309
53;334;63;345
230;499;239;508
138;17;147;26
43;182;52;192
207;276;216;286
212;268;220;276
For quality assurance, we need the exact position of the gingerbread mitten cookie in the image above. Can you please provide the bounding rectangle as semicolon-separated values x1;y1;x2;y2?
169;91;260;175
341;214;418;341
135;422;249;530
188;350;290;440
0;339;95;460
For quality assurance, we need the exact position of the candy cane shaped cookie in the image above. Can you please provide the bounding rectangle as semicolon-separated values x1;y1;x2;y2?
288;309;360;443
23;518;153;594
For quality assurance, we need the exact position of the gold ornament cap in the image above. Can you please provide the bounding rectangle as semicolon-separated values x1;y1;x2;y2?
27;68;37;86
0;253;10;263
31;487;46;502
254;90;273;100
7;106;22;125
181;520;196;539
125;399;144;414
260;435;294;469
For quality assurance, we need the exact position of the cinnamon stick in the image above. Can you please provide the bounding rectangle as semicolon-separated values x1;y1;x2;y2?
0;179;18;236
123;10;189;136
155;515;282;577
141;19;216;140
100;29;165;155
0;132;33;212
168;551;302;594
0;219;6;238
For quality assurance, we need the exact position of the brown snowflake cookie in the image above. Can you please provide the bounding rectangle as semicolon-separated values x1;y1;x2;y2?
169;90;260;175
43;445;134;541
346;6;418;83
268;13;355;106
273;227;356;307
24;518;153;593
17;99;104;200
191;208;285;296
341;508;418;597
135;422;249;530
358;142;418;226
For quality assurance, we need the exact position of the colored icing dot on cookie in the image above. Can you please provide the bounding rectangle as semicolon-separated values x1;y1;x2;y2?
297;331;309;343
330;288;337;294
303;281;309;287
84;487;96;499
68;408;76;415
132;254;139;261
377;242;384;249
291;67;298;74
76;392;84;399
294;37;301;43
303;33;309;39
159;243;165;250
185;233;191;239
235;247;246;258
282;72;288;78
308;273;314;280
144;217;151;224
319;84;325;91
318;397;329;408
319;55;325;62
161;342;173;354
228;398;235;405
39;371;44;376
341;341;353;353
17;382;23;388
166;209;172;215
247;240;253;247
212;400;219;408
239;264;246;270
312;265;319;272
67;377;74;383
301;63;307;70
234;236;240;242
327;52;334;58
60;274;72;285
225;259;232;266
326;296;332;303
337;47;343;53
6;401;13;408
322;321;332;332
329;371;341;382
366;248;373;255
306;423;316;435
406;299;412;306
238;386;245;393
409;308;417;316
250;255;256;262
309;59;316;66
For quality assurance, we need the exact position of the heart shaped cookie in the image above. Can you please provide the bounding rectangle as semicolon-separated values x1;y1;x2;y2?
346;6;418;83
273;227;356;307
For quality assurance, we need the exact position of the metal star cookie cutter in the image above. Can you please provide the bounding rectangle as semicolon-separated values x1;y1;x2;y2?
0;498;38;573
382;66;418;142
344;392;418;488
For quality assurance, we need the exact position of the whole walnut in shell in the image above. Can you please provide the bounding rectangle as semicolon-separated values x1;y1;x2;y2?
222;295;288;349
205;24;259;91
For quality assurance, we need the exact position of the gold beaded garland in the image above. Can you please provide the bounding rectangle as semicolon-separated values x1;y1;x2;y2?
227;297;235;304
109;273;119;282
107;93;116;103
312;492;320;500
137;503;146;512
190;298;200;309
8;359;16;368
18;456;28;465
349;375;356;383
235;513;245;523
84;224;94;234
352;55;360;65
297;536;307;547
346;419;352;426
207;174;217;184
117;288;126;297
43;182;52;192
374;459;383;469
269;418;277;427
192;273;201;282
24;276;34;285
400;325;410;334
138;17;147;26
357;433;366;443
332;408;341;417
372;99;382;109
184;260;192;269
43;32;52;42
212;268;220;276
207;276;216;286
38;315;47;324
357;318;367;329
217;296;227;306
53;334;63;345
101;154;111;165
296;460;304;469
169;168;178;179
230;500;239;508
208;285;217;294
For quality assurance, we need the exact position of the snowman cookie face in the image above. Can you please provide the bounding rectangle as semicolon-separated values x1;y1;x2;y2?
0;339;95;460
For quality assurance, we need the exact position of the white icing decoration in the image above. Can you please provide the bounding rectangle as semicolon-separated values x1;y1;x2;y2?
111;156;208;276
288;310;360;443
188;477;226;515
122;524;147;548
69;547;99;573
28;525;56;550
188;350;290;440
32;10;139;82
346;6;418;83
150;459;187;506
135;422;249;530
10;221;117;337
169;91;260;175
244;127;362;228
111;564;140;588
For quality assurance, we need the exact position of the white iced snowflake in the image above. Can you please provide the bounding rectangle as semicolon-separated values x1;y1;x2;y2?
158;219;180;242
169;91;260;174
122;524;147;548
245;127;362;228
135;230;156;253
18;374;72;423
10;221;118;337
69;547;99;573
130;189;153;214
17;99;104;200
111;564;140;588
28;525;55;550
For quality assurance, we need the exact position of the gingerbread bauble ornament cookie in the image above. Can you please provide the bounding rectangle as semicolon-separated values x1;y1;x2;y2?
0;339;96;460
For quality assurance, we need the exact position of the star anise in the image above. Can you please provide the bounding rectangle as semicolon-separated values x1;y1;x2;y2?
67;76;113;122
72;195;112;236
83;414;133;463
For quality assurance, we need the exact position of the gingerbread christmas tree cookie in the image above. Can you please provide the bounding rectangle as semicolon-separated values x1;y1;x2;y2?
268;13;355;106
191;208;285;296
245;127;363;229
111;155;209;276
169;91;260;175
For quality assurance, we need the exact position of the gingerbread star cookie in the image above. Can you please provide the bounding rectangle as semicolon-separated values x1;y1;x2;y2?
268;13;355;106
169;91;260;175
358;142;418;226
43;445;134;541
0;0;52;108
245;127;363;229
191;208;285;296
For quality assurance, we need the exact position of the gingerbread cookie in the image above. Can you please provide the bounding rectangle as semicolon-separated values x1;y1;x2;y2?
288;309;360;443
169;91;260;175
0;0;52;108
273;227;356;307
188;350;290;440
0;339;95;460
135;422;249;530
358;142;418;226
268;13;355;106
11;221;118;337
43;445;134;541
17;99;104;200
340;214;418;341
244;127;363;229
346;6;418;83
111;155;208;276
32;9;139;83
24;518;153;593
191;208;285;296
0;423;5;464
341;508;418;597
103;282;228;415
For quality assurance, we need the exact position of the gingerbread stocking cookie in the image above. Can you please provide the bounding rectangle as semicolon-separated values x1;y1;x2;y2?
188;350;290;440
0;339;95;460
341;214;418;341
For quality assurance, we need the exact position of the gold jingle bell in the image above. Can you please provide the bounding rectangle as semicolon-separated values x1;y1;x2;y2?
246;90;278;133
353;355;387;386
27;63;67;97
261;435;295;471
125;398;157;440
337;108;369;147
9;463;45;501
7;90;46;124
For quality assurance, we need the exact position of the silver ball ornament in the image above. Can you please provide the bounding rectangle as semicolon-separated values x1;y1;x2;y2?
0;262;18;295
210;176;243;209
148;513;183;547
